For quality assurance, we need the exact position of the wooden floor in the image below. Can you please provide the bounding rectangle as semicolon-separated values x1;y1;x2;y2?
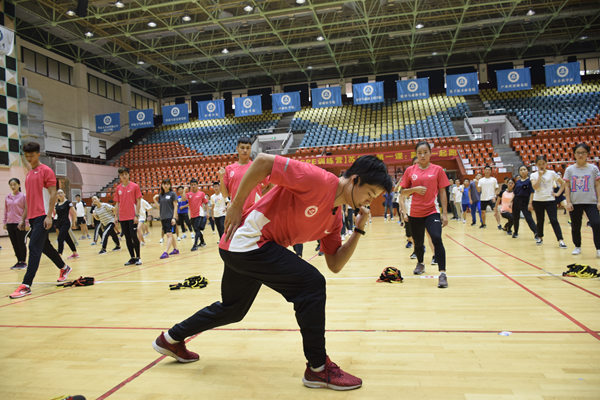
0;213;599;400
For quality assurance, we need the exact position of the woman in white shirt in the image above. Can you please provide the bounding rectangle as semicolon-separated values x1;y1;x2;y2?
451;179;463;222
137;197;153;245
529;155;566;248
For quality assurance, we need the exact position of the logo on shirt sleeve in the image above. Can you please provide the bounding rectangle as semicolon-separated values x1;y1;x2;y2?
118;190;123;195
304;206;318;217
230;171;235;178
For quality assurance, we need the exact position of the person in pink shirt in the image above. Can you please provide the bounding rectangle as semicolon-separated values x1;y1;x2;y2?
4;178;27;270
186;178;208;251
400;141;450;288
153;154;392;391
497;178;515;235
9;142;71;299
113;167;143;266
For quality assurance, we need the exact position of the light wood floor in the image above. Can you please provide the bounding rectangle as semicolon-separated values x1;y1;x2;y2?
0;213;599;400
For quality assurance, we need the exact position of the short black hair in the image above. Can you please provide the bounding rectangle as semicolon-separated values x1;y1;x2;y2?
177;185;184;190
9;177;21;191
344;155;393;193
190;178;198;184
573;143;590;154
75;194;81;198
415;141;431;151
484;165;492;170
22;142;40;153
118;166;129;175
213;181;220;186
237;136;252;145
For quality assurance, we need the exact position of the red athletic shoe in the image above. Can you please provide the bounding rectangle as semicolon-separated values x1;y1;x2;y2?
152;332;199;363
9;284;31;299
303;356;362;390
57;265;72;282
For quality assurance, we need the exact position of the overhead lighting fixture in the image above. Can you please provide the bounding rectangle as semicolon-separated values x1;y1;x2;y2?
222;48;229;54
296;0;306;4
580;35;588;40
148;21;157;28
307;65;313;70
526;9;535;16
114;1;125;8
415;23;424;29
432;51;437;55
243;5;253;12
316;35;324;41
182;15;191;22
137;60;145;65
66;10;76;16
85;31;94;37
191;80;197;83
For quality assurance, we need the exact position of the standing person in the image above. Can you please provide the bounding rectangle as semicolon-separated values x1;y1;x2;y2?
4;178;27;270
512;165;538;239
137;197;153;246
113;167;143;266
383;191;394;221
55;189;79;259
154;179;179;259
448;180;458;220
176;186;193;239
564;143;600;257
187;178;208;251
210;181;228;241
451;179;463;222
9;142;71;299
152;154;392;391
392;189;401;223
90;200;102;246
74;194;90;239
553;172;568;215
91;196;121;255
477;166;500;229
497;178;515;235
400;141;450;288
460;178;470;223
530;156;567;248
469;174;482;226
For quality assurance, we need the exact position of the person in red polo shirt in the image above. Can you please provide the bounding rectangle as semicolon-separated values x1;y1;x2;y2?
9;142;71;299
400;141;450;288
113;167;143;266
153;154;393;391
186;178;208;251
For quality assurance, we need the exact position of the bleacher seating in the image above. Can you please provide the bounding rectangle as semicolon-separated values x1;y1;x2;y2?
481;82;600;130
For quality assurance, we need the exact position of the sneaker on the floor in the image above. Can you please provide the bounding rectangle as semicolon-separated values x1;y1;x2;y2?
67;253;79;259
90;241;96;246
438;272;448;288
470;222;476;226
159;238;164;244
302;356;362;391
597;249;600;258
182;234;187;239
80;235;86;240
571;247;581;255
413;263;425;275
124;258;136;266
497;224;502;230
169;249;180;255
9;284;31;299
512;233;518;238
558;240;567;249
462;219;466;224
57;265;72;282
405;241;412;249
98;249;107;255
536;237;543;246
177;237;181;242
200;242;207;247
160;252;169;259
479;224;486;229
152;332;199;363
506;230;512;235
409;252;417;259
10;262;27;270
135;258;143;265
318;251;324;256
141;242;145;246
191;233;195;239
431;257;437;265
190;246;198;252
112;246;121;251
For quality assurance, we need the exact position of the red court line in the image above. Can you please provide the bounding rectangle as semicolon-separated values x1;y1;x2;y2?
447;234;600;341
463;233;600;299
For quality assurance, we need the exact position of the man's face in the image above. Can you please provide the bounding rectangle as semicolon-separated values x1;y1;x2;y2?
24;151;40;165
178;188;184;195
213;185;220;194
119;172;129;182
484;168;491;177
237;143;251;159
191;182;198;191
352;182;384;209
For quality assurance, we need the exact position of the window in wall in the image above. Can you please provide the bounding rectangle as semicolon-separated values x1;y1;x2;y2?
88;74;121;102
89;75;98;94
48;58;59;80
98;140;107;158
98;79;106;97
59;63;70;84
23;48;35;72
35;53;47;75
107;83;114;100
115;86;122;102
585;58;599;75
21;47;73;84
61;132;72;154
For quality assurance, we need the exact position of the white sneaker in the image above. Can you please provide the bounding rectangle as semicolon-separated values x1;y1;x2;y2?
177;237;181;242
191;233;195;239
159;238;164;244
558;240;567;249
597;249;600;258
462;219;466;224
182;234;187;239
571;247;581;255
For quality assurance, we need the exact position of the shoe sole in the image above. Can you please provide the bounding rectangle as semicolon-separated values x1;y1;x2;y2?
152;340;199;363
438;284;448;288
413;270;425;275
302;378;361;391
9;291;31;299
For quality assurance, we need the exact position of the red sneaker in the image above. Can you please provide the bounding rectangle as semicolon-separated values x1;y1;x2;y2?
9;284;31;299
57;265;72;282
152;332;199;363
303;356;362;391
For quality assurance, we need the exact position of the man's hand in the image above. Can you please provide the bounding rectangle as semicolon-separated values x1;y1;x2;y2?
218;167;226;177
354;206;370;229
528;203;534;212
18;221;25;230
44;215;53;230
133;216;138;224
566;202;574;212
442;214;448;227
412;186;427;196
224;202;243;241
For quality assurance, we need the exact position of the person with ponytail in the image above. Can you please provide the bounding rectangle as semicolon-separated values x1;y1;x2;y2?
4;178;27;269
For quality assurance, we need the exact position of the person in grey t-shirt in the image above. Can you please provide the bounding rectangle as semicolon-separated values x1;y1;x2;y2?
564;143;600;257
153;179;179;259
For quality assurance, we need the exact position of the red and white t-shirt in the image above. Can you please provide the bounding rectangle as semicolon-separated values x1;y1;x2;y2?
400;163;450;218
25;163;56;219
113;181;142;221
224;161;267;211
186;190;209;218
219;156;343;255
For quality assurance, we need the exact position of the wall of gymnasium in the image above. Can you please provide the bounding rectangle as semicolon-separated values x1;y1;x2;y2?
17;39;158;159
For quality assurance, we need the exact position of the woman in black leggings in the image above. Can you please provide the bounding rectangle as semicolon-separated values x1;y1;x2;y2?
55;189;79;259
512;165;538;239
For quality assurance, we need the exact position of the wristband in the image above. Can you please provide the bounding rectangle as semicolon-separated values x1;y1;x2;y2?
354;227;366;236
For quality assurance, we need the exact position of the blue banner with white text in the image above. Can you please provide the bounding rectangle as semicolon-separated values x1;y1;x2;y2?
198;99;225;120
128;109;154;129
311;86;342;108
234;95;262;117
272;92;301;114
496;68;532;92
352;81;384;105
95;112;120;133
162;104;189;126
446;72;479;96
544;62;581;87
396;78;429;101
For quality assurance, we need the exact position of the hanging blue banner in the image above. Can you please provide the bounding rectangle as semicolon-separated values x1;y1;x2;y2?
353;81;384;105
95;112;120;133
162;104;189;126
311;86;342;108
272;92;301;114
496;68;532;92
198;99;225;120
446;72;479;96
544;62;581;87
396;78;429;101
128;109;154;129
234;95;262;117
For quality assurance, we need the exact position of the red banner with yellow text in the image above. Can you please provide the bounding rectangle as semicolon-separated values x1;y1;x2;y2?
298;148;460;168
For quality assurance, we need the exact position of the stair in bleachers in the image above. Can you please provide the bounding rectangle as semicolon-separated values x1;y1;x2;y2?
493;143;522;175
464;95;486;114
275;112;295;133
97;177;120;198
452;120;468;137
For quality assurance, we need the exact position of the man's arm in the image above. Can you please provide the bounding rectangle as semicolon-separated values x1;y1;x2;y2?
324;206;369;273
172;199;178;223
135;197;141;223
596;178;600;211
564;176;573;211
44;186;58;229
219;168;229;198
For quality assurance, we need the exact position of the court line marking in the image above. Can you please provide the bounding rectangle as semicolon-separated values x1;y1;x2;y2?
463;232;600;299
446;234;600;341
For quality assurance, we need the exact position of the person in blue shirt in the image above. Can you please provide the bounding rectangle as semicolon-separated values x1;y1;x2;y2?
383;191;394;221
469;174;482;226
512;165;538;239
461;178;470;223
176;186;193;240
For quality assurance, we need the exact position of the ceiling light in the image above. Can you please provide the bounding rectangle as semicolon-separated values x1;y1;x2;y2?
137;60;145;65
296;0;306;4
431;51;437;55
580;35;588;40
222;48;229;54
526;9;535;16
66;10;76;16
316;35;324;41
307;66;313;70
191;80;197;83
148;21;157;28
415;23;424;29
85;31;94;37
182;15;191;22
114;1;125;8
243;5;253;12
